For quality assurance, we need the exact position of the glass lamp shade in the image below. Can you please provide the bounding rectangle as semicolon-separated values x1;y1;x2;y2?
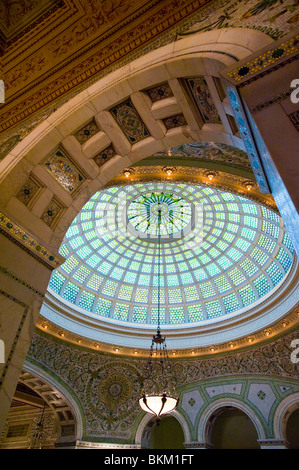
139;393;178;423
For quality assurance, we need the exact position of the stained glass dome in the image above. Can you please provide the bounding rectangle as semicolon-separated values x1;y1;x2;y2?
47;181;295;329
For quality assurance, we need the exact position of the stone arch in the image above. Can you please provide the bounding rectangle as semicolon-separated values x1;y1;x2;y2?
273;392;299;444
21;361;83;445
135;409;191;449
0;28;273;257
198;398;265;447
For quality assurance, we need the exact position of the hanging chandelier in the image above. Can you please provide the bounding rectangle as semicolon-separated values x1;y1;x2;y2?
139;205;178;424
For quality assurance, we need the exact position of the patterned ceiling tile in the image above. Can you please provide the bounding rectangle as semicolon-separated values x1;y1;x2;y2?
184;77;221;124
145;82;174;102
16;176;42;206
74;119;101;144
41;197;64;227
163;113;188;129
43;148;85;193
0;0;64;44
110;99;150;144
92;144;116;168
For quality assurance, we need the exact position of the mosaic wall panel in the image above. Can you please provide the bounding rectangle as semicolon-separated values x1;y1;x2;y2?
226;85;270;193
226;35;299;84
184;77;221;124
43;148;85;193
92;144;116;168
178;0;299;41
74;119;101;144
110;99;150;144
153;142;252;169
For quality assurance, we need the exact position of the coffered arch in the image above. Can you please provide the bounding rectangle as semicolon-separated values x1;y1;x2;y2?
0;28;273;259
20;362;84;444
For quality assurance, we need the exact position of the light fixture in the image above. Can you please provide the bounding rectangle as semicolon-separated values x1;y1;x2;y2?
162;165;176;177
122;168;135;178
139;206;178;424
204;170;217;181
29;403;46;449
243;180;254;191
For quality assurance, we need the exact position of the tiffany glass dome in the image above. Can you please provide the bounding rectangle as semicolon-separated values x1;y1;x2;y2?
46;181;295;347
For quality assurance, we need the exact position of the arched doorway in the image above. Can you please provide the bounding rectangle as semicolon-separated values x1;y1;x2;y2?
206;406;260;449
285;408;299;449
0;368;80;449
142;415;185;449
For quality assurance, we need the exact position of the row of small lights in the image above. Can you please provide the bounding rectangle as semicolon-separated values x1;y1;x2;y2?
122;166;255;192
41;321;290;356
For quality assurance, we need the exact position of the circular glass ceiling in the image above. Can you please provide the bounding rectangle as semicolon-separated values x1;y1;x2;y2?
48;181;295;327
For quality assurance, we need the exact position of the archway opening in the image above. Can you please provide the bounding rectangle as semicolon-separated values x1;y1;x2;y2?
142;415;185;449
207;406;259;449
285;408;299;449
0;370;78;449
0;381;57;449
